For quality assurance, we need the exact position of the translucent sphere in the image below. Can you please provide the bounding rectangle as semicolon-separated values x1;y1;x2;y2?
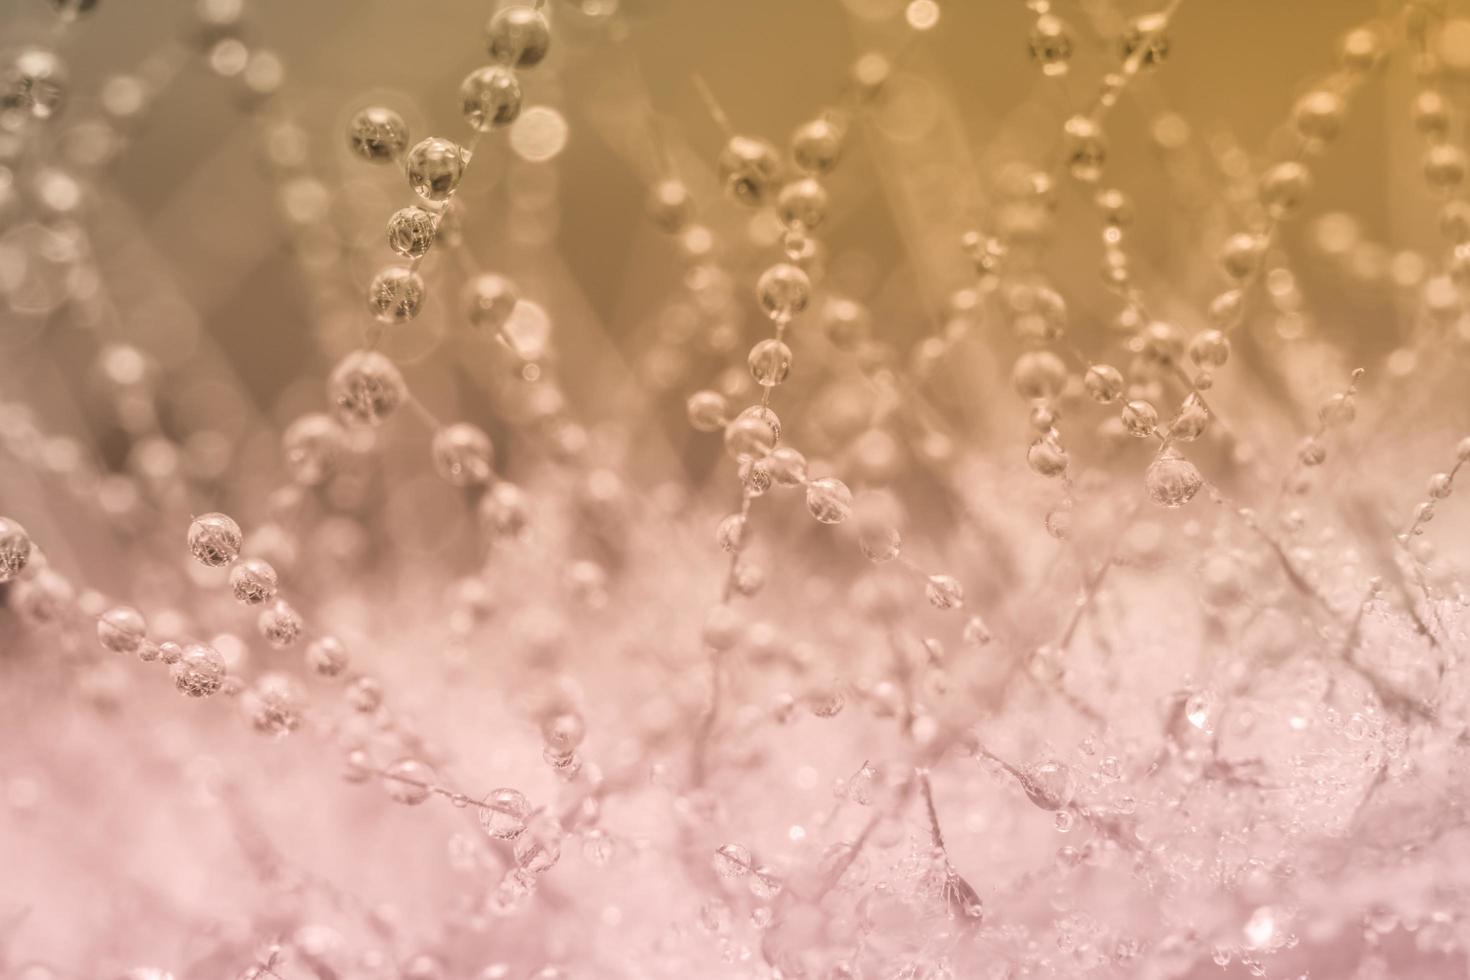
777;178;829;230
645;179;694;233
1122;400;1159;437
1028;14;1074;76
480;787;532;839
2;48;68;121
1012;350;1067;400
432;423;495;487
806;477;853;524
384;758;434;805
386;206;437;259
686;390;728;432
306;635;349;677
347;105;408;162
1292;90;1344;143
1188;329;1230;369
925;574;964;610
282;413;345;486
1145;450;1203;508
791;118;843;175
188;512;242;567
1219;233;1266;280
367;266;426;324
1084;364;1123;403
1425;145;1467;192
1259;162;1311;221
748;339;793;387
1120;13;1170;69
172;643;226;697
723;410;779;462
756;263;811;322
258;599;303;649
229;557;277;605
460;65;522;131
406;137;466;203
485;6;551;68
718;135;782;207
329;350;406;427
463;274;519;332
97;606;146;654
858;523;901;563
244;672;306;736
0;517;32;582
1027;438;1068;478
1062;115;1106;183
513;823;562;872
12;569;74;626
766;446;808;486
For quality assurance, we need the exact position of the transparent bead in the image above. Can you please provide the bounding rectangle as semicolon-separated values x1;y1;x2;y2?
1292;90;1344;143
405;137;466;203
1169;394;1209;442
514;820;562;872
432;423;495;487
11;569;73;626
485;6;551;68
229;558;278;605
188;512;242;567
367;266;426;324
480;787;532;839
1084;364;1124;403
718;135;781;207
748;339;792;387
347;105;408;162
346;676;383;712
384;758;433;805
1120;13;1169;69
925;574;964;610
460;65;522;131
97;606;146;654
791;117;843;174
1219;233;1265;280
1339;27;1383;73
258;599;303;649
1428;473;1453;499
776;178;828;230
1259;162;1311;221
1027;437;1068;478
1122;399;1159;437
1062;115;1105;183
1188;329;1230;369
172;643;226;697
858;524;901;563
1;48;67;121
306;635;348;677
329;350;406;427
245;672;305;736
766;446;807;486
686;390;728;432
1028;14;1073;76
1145;450;1202;508
716;513;747;553
1412;90;1450;139
702;604;743;650
756;263;811;322
1425;145;1467;192
723;411;779;462
282;413;344;486
963;615;992;647
645;179;694;233
0;517;31;582
1095;188;1133;227
386;206;437;259
806;477;853;524
463;273;519;333
1012;350;1067;400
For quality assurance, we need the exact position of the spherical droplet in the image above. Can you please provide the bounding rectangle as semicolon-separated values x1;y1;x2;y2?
188;512;242;567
